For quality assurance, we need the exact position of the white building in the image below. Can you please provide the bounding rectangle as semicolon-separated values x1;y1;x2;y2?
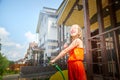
36;7;71;66
36;7;59;65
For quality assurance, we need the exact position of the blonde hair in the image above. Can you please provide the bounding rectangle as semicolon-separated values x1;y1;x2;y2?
70;24;83;41
77;25;83;40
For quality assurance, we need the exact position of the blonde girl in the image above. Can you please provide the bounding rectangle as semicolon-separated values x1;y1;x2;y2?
50;24;87;80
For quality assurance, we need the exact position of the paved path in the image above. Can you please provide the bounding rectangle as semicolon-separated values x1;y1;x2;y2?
3;74;20;80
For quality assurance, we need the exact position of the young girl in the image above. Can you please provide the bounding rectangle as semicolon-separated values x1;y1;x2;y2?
50;24;87;80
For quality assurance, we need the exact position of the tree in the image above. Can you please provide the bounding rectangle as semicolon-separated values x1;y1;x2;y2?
0;52;9;76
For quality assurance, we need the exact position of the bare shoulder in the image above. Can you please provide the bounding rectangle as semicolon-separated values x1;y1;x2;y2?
75;38;83;48
74;38;83;43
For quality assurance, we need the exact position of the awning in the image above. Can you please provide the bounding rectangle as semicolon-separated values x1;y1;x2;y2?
57;0;120;31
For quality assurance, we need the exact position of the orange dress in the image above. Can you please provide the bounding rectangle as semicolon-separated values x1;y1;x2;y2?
68;47;87;80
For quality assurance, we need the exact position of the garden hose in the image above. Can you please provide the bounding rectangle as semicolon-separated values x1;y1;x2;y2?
48;58;66;80
51;63;65;80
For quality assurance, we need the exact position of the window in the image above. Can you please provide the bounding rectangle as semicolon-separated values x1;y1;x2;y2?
51;22;57;28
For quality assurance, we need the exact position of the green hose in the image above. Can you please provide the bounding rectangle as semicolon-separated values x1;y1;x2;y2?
48;58;65;80
52;63;66;80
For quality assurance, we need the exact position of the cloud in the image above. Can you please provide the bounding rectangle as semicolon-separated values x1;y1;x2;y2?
25;31;36;42
0;27;27;61
3;41;24;49
0;27;10;40
0;27;10;36
2;45;26;61
0;27;38;61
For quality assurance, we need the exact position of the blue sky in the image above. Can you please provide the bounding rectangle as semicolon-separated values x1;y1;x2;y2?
0;0;63;61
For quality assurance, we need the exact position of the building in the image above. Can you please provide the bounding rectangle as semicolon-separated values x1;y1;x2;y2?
36;7;71;66
56;0;120;80
36;7;61;66
24;41;44;66
20;7;68;79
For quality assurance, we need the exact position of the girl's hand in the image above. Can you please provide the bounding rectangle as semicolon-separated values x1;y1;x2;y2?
63;43;68;49
49;59;55;65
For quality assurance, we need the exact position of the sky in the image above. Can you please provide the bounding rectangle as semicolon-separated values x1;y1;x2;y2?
0;0;63;61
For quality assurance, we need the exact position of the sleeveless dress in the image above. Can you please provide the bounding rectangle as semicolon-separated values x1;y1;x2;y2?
68;47;87;80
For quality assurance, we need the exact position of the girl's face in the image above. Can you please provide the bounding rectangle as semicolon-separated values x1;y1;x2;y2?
70;25;78;37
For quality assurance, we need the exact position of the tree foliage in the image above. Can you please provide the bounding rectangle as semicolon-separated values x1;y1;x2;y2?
0;52;9;76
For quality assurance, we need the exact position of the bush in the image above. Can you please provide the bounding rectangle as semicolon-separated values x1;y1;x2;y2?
0;76;3;80
0;53;9;76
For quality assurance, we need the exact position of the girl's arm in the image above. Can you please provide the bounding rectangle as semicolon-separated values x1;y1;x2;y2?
50;38;80;63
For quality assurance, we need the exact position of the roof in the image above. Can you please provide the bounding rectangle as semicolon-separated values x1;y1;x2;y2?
36;7;57;33
57;0;120;31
